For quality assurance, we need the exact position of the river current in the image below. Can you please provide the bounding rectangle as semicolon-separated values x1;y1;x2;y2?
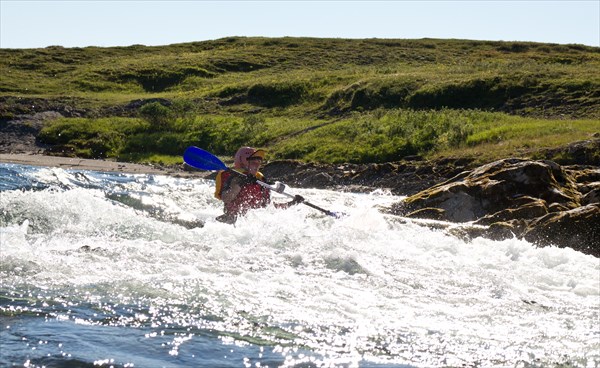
0;163;598;367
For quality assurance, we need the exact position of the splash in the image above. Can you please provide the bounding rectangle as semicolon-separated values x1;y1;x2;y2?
1;164;598;367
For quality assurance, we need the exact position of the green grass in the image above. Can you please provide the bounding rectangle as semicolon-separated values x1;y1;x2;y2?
434;117;599;163
38;117;147;157
2;38;598;116
269;110;599;164
2;37;599;165
38;108;599;165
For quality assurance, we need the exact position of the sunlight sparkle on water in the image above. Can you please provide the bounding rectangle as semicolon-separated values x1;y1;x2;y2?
1;164;598;367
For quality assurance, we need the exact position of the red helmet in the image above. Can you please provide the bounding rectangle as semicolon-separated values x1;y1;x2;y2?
233;147;266;169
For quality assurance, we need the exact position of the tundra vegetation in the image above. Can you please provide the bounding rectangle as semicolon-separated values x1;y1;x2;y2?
1;37;598;165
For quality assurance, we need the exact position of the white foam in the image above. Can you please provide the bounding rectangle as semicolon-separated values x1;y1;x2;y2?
1;166;598;366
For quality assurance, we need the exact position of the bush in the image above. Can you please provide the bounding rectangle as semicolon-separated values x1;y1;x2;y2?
248;81;309;107
139;102;173;129
115;67;213;92
325;79;421;112
408;78;506;109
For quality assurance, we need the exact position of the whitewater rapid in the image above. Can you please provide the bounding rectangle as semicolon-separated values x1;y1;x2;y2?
0;163;598;367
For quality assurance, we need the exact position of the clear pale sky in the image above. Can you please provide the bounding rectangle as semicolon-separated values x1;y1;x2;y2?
1;0;598;49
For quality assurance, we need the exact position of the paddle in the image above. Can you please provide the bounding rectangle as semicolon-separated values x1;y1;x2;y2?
183;146;343;218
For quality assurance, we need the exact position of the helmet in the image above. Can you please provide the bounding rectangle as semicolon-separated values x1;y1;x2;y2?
233;146;266;169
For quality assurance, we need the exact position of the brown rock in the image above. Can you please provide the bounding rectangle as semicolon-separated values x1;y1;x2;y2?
486;220;527;241
384;158;600;256
523;204;600;257
567;167;600;183
581;185;600;205
394;158;580;222
539;139;600;165
475;200;548;225
548;202;571;213
405;207;446;220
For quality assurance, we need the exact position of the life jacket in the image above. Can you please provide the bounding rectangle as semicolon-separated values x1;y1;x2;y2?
215;170;270;217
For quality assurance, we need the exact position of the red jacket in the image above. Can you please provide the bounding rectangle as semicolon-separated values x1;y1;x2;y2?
215;170;270;217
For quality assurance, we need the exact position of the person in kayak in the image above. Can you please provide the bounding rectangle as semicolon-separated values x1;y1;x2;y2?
214;146;304;224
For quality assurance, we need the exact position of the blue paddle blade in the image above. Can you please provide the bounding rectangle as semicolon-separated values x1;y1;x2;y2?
183;146;228;171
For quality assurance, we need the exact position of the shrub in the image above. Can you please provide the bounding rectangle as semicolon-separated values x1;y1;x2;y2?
248;81;309;107
115;67;213;92
139;102;173;129
408;78;506;109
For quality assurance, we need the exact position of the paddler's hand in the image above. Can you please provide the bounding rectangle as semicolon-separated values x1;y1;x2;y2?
291;195;304;205
273;181;286;194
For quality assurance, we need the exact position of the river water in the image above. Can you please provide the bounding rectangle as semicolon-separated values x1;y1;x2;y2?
0;163;598;368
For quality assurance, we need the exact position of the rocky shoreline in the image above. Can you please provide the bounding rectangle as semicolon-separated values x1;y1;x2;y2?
255;140;600;258
388;158;599;258
1;109;598;257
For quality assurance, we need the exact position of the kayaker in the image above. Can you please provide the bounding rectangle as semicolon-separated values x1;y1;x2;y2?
214;146;304;224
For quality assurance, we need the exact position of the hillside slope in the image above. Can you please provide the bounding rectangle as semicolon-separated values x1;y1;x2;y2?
1;37;598;164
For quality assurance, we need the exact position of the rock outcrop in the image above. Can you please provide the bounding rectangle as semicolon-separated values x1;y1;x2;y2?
261;140;600;257
385;158;599;257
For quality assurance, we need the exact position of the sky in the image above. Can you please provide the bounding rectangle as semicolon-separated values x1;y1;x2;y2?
1;0;599;49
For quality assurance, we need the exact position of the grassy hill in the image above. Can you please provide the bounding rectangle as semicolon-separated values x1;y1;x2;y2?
1;37;598;165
